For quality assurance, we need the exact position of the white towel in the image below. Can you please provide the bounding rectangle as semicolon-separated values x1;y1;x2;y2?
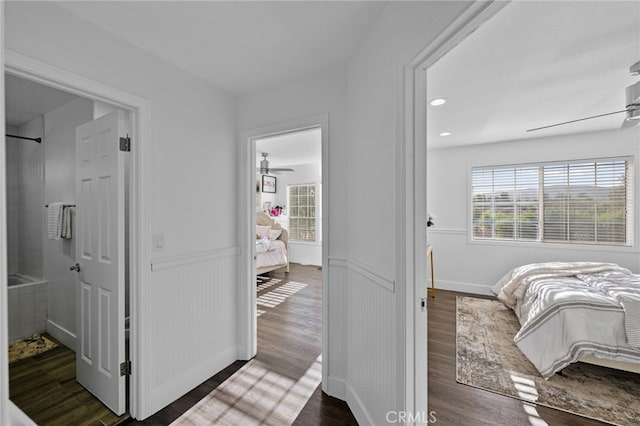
47;202;64;240
621;298;640;348
61;206;73;239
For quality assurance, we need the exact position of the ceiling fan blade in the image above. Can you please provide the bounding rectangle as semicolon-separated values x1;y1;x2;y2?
621;118;639;129
268;168;295;175
526;109;629;132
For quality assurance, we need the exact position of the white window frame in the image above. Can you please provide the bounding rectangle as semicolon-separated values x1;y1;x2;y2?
287;183;319;243
469;156;634;247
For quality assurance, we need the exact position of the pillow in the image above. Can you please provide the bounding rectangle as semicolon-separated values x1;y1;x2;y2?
256;225;271;240
268;228;283;241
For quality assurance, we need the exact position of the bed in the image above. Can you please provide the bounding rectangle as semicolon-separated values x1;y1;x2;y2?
256;212;289;275
492;262;640;378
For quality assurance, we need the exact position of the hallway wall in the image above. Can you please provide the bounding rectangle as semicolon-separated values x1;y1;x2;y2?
6;2;238;418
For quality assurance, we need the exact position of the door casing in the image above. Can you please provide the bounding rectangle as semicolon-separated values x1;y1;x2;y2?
238;114;329;390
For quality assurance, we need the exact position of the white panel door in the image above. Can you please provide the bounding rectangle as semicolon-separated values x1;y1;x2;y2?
75;110;126;415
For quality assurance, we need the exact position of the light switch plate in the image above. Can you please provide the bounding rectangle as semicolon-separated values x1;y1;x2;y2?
153;234;165;251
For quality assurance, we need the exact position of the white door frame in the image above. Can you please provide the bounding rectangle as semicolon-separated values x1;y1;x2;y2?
0;49;151;421
238;114;329;387
396;1;508;421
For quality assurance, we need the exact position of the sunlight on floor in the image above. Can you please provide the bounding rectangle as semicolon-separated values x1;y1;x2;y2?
171;355;322;425
257;277;282;292
510;373;549;426
257;282;308;309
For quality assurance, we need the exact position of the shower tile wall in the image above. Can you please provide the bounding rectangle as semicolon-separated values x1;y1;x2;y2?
17;116;44;279
7;282;48;341
6;126;19;275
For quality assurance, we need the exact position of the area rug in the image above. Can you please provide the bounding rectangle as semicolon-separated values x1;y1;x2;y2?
456;296;640;426
8;334;58;364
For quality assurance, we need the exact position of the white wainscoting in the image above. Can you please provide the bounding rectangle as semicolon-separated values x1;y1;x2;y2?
326;261;348;399
145;247;239;416
329;257;395;425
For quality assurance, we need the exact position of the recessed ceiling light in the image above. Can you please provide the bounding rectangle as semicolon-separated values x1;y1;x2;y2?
440;132;451;137
430;98;446;106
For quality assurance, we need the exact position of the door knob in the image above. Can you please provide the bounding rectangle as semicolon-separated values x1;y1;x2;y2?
70;263;81;272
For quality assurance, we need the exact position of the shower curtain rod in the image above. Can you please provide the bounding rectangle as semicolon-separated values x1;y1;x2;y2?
5;134;42;143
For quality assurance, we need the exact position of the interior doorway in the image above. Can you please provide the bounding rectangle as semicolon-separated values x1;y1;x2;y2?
239;114;329;389
3;67;135;424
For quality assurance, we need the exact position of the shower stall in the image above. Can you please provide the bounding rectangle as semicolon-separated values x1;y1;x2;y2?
6;119;48;342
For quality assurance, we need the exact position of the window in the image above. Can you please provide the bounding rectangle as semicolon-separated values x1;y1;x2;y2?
471;158;633;246
288;184;316;241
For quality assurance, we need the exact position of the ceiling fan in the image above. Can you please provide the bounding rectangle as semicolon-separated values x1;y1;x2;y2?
527;60;640;133
258;152;295;175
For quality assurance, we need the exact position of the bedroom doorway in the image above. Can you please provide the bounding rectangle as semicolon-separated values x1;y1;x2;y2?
254;127;322;322
239;114;329;391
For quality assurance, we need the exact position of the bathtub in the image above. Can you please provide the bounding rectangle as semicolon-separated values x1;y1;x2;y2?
7;274;48;342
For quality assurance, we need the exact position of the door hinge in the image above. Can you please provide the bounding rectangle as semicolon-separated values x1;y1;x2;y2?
120;360;132;376
119;134;131;152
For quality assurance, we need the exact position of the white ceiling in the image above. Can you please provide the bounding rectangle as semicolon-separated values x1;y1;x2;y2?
427;1;640;149
40;1;639;153
256;127;321;169
56;1;388;95
5;73;79;127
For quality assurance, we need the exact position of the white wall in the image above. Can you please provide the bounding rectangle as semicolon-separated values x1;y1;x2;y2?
427;127;640;295
43;96;93;348
344;1;479;423
6;2;238;419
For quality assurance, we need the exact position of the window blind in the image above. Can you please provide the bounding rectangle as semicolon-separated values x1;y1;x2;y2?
471;158;632;246
471;166;539;241
288;184;317;241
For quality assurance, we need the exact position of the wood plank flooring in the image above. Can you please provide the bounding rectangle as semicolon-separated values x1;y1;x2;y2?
427;290;606;425
133;263;357;425
10;276;614;425
8;334;129;426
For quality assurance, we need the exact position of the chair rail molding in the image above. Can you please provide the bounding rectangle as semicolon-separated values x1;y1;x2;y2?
328;257;395;293
151;247;240;272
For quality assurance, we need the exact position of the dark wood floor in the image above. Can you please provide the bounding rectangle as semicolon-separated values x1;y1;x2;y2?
428;290;606;425
11;277;613;425
9;334;129;426
133;263;357;425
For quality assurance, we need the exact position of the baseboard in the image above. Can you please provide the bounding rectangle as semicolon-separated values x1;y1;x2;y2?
8;401;36;426
148;345;237;418
435;280;493;296
288;257;321;266
325;376;347;401
346;382;376;426
46;319;76;350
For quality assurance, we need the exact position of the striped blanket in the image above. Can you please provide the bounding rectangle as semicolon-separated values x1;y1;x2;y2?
493;262;640;378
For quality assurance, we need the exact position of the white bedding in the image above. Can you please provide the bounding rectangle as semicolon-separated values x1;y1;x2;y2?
256;239;287;269
493;262;640;378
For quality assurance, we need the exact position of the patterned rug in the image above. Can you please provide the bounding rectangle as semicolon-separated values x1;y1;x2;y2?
456;296;640;426
8;334;58;364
